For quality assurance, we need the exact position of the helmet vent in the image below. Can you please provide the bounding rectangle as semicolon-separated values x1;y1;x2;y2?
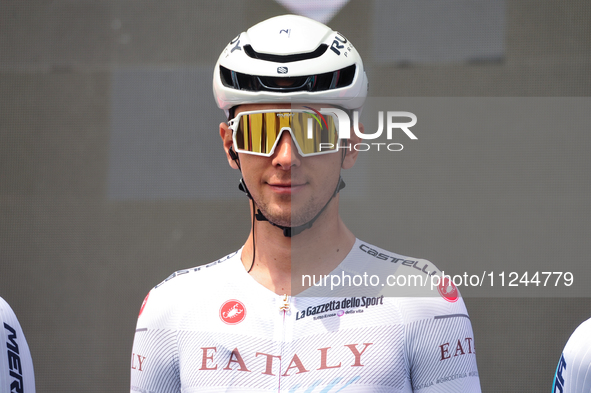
220;64;356;93
243;44;329;63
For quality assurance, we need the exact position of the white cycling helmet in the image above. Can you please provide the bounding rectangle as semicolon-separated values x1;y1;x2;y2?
213;14;368;116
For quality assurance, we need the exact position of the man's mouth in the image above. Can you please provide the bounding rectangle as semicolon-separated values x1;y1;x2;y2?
267;182;306;194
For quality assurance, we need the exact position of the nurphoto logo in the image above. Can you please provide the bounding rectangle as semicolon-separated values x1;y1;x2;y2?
307;108;418;152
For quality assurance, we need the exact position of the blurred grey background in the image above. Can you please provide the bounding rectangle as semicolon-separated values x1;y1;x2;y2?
1;0;590;391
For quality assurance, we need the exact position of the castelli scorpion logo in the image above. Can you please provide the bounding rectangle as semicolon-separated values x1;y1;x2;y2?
437;277;459;303
220;300;246;325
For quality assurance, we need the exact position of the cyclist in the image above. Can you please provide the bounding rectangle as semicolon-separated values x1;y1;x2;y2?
1;296;36;393
131;14;481;392
553;318;591;392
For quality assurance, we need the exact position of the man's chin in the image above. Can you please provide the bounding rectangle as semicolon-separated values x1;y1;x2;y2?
259;210;310;229
256;198;324;229
261;212;293;228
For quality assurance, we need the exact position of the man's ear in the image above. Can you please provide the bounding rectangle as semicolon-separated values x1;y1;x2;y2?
220;122;240;170
342;122;363;169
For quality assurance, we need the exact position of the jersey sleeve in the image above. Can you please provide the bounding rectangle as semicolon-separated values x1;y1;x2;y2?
401;297;481;392
553;318;591;393
130;290;181;393
0;296;36;393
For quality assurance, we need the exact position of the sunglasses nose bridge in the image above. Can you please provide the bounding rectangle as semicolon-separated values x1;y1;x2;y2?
271;127;303;167
273;127;301;153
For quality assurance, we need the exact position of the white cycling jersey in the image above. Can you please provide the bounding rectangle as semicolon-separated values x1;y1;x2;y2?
553;318;591;393
1;296;36;393
131;239;481;392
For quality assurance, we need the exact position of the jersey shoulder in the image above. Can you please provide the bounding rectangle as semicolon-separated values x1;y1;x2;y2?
564;317;591;351
347;242;480;391
135;250;242;328
0;296;19;326
0;296;31;348
554;317;591;393
348;239;470;321
153;249;241;291
0;296;36;393
352;239;441;277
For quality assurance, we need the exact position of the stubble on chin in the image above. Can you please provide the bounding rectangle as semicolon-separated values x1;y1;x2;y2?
254;194;322;228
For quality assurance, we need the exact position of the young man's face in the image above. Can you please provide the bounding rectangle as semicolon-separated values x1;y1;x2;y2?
220;103;360;228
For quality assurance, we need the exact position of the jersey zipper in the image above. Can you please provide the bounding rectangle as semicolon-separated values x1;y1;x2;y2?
279;294;291;313
278;294;291;392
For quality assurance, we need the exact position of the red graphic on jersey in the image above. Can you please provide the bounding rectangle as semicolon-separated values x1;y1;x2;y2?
139;292;150;317
437;278;458;303
220;300;246;325
131;353;147;371
198;343;373;374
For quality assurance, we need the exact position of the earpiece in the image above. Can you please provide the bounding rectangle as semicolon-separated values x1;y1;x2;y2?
229;146;239;161
238;178;252;199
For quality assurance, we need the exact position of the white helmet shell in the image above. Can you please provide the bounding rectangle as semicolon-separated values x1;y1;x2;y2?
213;15;368;115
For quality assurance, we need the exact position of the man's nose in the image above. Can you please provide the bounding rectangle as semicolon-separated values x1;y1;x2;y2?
272;130;301;169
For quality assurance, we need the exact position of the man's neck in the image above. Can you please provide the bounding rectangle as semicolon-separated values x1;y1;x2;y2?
240;201;356;296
